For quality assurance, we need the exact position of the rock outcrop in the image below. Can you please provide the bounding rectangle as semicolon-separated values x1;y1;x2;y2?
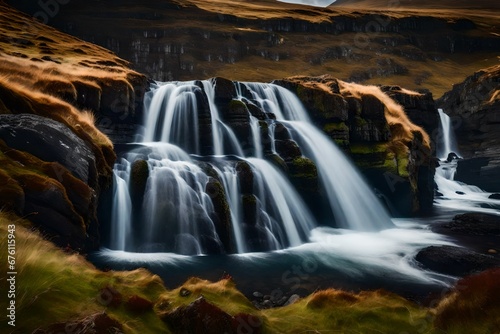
438;65;500;192
275;75;436;216
0;3;147;250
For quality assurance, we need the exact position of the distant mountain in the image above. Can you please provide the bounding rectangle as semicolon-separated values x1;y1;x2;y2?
331;0;500;9
277;0;337;7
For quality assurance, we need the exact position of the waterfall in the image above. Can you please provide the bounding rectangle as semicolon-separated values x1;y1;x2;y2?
284;121;393;231
437;108;459;160
110;159;132;250
109;79;394;254
435;109;499;214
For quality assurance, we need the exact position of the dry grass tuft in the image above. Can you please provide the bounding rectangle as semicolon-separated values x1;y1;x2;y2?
433;268;500;333
306;289;359;309
339;80;430;148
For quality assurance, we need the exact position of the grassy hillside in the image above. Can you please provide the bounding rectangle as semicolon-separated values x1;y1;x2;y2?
1;212;499;333
14;0;499;98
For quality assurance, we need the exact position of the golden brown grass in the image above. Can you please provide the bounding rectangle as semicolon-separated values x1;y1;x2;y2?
0;212;170;334
339;80;430;147
0;75;115;179
433;268;500;334
0;3;149;181
2;208;499;333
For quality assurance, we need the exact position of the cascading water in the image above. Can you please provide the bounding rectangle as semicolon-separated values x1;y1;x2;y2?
435;109;500;214
109;79;394;254
437;108;459;160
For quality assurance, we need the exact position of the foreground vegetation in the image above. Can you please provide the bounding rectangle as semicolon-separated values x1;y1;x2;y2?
1;212;499;333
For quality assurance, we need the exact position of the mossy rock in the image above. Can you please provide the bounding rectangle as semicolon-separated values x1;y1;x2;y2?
288;157;319;195
242;194;258;226
289;157;318;179
275;139;302;162
236;161;254;194
273;122;291;140
265;153;288;173
323;122;349;133
228;99;248;114
130;159;149;196
205;177;232;252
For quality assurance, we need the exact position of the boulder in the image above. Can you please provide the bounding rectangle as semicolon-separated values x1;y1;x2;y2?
125;295;154;313
415;245;499;277
0;114;97;186
32;312;123;334
161;296;262;334
0;141;96;250
489;193;500;200
432;213;500;259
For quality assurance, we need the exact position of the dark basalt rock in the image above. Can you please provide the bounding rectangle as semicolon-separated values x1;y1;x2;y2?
381;86;439;141
32;312;123;334
438;65;500;192
205;177;232;252
441;213;500;236
162;296;262;334
432;213;500;258
275;139;302;162
0;114;97;186
415;245;500;277
126;295;153;313
455;157;500;192
489;193;500;200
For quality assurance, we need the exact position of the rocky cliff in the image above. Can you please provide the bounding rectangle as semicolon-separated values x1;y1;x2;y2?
0;3;147;250
7;0;500;97
437;64;500;192
275;76;437;215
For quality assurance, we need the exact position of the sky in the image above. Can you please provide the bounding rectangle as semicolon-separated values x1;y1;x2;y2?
277;0;337;7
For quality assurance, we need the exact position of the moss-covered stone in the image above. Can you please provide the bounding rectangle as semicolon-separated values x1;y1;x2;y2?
130;159;149;197
205;177;232;252
0;141;91;250
275;139;302;162
236;161;254;194
287;157;319;196
265;153;288;173
289;157;318;179
242;194;258;226
228;99;247;114
323;122;349;133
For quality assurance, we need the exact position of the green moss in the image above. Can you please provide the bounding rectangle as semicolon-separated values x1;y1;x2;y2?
350;143;388;155
323;122;348;133
334;139;350;147
264;289;433;334
0;141;91;228
354;116;368;127
290;157;317;179
228;99;247;111
266;153;288;173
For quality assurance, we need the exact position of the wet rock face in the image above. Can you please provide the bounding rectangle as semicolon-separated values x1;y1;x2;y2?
0;114;101;250
0;114;97;186
437;65;500;192
415;245;500;277
274;76;436;216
